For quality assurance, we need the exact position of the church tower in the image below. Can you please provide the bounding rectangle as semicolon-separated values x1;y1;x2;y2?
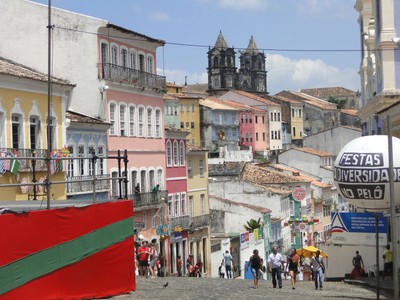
237;36;267;94
207;31;236;95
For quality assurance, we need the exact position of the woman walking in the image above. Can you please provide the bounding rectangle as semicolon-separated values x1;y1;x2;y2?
246;249;262;289
287;248;299;289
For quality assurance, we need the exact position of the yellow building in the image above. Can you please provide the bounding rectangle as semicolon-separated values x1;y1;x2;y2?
187;144;211;276
0;57;74;200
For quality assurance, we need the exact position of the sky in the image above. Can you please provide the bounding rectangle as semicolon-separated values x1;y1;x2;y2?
32;0;362;95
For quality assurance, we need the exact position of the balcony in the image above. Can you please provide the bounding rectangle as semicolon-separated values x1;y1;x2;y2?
66;174;110;195
192;214;210;229
169;215;191;230
128;190;168;211
0;148;58;171
98;63;166;92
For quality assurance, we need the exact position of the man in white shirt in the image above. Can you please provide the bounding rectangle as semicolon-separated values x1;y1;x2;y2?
267;246;284;289
311;250;325;290
223;250;233;278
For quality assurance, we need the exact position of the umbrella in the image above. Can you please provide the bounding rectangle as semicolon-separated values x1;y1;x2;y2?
297;246;328;258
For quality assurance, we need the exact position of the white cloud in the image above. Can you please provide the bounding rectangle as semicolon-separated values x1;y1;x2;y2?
266;54;360;94
148;12;170;22
158;68;207;86
218;0;267;10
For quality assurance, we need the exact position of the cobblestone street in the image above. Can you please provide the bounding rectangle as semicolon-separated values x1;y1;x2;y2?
109;277;390;300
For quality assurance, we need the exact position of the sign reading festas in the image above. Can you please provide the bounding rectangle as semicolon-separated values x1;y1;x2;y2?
334;136;400;211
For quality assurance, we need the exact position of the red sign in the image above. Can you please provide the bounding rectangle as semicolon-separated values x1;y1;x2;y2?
292;187;306;202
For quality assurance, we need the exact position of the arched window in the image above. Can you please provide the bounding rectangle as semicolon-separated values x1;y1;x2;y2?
166;140;172;166
11;114;23;149
120;104;127;136
129;105;136;136
147;107;153;137
138;106;144;137
29;116;41;150
109;103;116;135
179;140;185;166
213;56;218;67
155;109;161;138
173;140;179;166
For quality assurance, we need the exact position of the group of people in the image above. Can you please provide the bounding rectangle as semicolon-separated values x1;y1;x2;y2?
245;246;325;290
135;240;165;278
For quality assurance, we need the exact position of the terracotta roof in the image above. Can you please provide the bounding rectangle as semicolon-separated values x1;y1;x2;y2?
187;143;208;152
293;147;334;157
219;99;266;112
183;83;208;93
0;56;74;86
163;94;178;100
200;97;239;110
340;109;358;116
291;92;338;110
231;90;280;106
209;162;246;176
300;87;357;98
164;125;190;135
209;195;271;213
264;163;315;183
311;180;333;188
166;82;183;88
242;163;306;184
66;111;110;125
270;95;303;105
259;184;293;195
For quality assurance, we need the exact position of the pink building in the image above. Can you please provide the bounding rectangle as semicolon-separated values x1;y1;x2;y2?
164;126;190;275
97;24;167;241
218;99;268;154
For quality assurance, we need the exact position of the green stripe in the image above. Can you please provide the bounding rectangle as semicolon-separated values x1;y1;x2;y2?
0;217;133;296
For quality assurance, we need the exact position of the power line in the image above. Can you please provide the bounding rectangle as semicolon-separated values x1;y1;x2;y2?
54;25;364;53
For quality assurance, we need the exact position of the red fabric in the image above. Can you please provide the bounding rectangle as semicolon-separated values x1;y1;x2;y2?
0;200;133;267
2;238;135;300
137;246;149;261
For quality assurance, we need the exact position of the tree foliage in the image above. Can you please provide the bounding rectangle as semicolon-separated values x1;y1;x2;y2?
328;96;347;109
243;218;262;233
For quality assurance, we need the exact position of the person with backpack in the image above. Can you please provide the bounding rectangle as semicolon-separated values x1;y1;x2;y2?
311;250;325;290
246;249;263;289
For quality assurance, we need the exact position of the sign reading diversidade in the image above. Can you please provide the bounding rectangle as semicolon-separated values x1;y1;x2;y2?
330;212;387;246
334;135;400;211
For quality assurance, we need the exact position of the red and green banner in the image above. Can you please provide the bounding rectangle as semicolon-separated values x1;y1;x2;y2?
0;200;135;299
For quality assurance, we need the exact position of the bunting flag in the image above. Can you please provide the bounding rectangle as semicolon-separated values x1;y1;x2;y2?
10;158;20;177
3;153;11;171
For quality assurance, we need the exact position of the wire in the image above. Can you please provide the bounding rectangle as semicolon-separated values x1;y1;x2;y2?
54;25;366;53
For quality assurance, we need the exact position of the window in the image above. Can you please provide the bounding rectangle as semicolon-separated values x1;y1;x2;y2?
179;141;185;166
149;170;155;190
186;104;190;112
147;108;153;137
192;104;195;112
121;49;128;67
262;116;265;124
255;116;258;123
292;108;295;118
245;115;248;123
78;146;85;176
67;146;74;177
29;116;40;150
97;146;104;175
175;194;180;216
188;196;193;218
274;112;277;121
120;105;126;136
271;131;274;140
129;106;135;136
88;146;95;176
0;112;5;148
111;46;118;65
147;56;153;73
166;140;172;166
323;205;331;217
180;122;184;129
200;194;205;215
278;112;281;121
138;107;144;137
48;117;56;149
278;131;281;139
299;108;302;118
11;114;22;149
274;131;278;139
199;159;204;177
140;170;146;192
168;195;173;217
256;132;259;141
101;43;108;64
131;170;138;192
292;127;296;137
129;51;136;69
181;193;186;215
188;159;193;178
270;112;273;121
173;140;179;166
191;122;195;129
157;169;162;188
155;109;161;138
249;116;252;123
180;104;184;112
109;104;116;135
263;132;265;141
139;54;145;71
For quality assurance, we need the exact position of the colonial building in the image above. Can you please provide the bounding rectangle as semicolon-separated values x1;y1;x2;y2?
0;57;74;200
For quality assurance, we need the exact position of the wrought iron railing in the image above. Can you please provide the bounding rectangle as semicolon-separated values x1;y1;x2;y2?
98;63;166;91
127;190;168;209
192;214;210;229
0;148;55;171
66;174;110;194
169;215;191;230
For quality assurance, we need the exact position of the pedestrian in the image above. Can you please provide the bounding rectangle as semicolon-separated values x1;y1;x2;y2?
246;249;262;289
177;255;183;277
148;243;158;278
311;250;325;290
134;183;141;202
152;184;160;192
287;248;299;289
196;256;203;277
352;250;365;279
267;246;284;289
137;241;150;278
223;250;233;279
218;262;225;278
382;245;393;280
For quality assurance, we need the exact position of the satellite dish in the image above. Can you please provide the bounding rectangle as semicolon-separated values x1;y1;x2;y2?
20;177;29;194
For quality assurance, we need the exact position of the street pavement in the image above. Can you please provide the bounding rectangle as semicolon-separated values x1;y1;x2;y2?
108;276;390;300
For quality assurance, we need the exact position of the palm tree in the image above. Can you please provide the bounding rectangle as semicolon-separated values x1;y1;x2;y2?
243;218;261;233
